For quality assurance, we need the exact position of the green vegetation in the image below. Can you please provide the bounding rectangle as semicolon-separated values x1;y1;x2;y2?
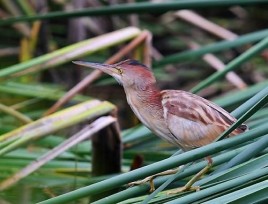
0;1;268;203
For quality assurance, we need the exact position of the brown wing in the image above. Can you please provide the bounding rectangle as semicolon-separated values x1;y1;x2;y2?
161;90;247;150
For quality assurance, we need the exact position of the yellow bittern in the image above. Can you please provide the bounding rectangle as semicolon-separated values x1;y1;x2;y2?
73;59;248;193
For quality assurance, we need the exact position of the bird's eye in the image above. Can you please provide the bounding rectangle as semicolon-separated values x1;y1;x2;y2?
117;68;123;75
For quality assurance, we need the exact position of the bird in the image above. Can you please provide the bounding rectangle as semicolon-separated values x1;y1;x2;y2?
73;59;248;193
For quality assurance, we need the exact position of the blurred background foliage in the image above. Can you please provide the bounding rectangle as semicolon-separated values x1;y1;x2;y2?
0;0;268;203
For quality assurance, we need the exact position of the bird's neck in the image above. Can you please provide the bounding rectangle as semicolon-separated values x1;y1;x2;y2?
123;81;166;139
123;82;162;108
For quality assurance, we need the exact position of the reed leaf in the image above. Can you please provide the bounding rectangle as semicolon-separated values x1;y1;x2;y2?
0;0;265;25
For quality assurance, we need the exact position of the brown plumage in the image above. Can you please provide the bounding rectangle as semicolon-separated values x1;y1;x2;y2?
161;90;247;150
73;59;248;151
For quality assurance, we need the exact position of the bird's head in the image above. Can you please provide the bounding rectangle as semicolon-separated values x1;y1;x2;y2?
73;59;156;89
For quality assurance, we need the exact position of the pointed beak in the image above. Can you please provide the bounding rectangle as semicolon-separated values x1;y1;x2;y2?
72;61;116;76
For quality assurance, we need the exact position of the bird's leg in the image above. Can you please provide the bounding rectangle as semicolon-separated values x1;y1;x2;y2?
167;157;213;195
128;168;180;192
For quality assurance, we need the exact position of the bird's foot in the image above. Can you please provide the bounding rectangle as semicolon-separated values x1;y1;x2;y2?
128;175;156;192
166;157;212;195
128;168;179;193
167;185;200;195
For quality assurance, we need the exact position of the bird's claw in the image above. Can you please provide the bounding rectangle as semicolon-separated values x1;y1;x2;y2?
167;185;200;195
128;177;156;192
128;169;180;193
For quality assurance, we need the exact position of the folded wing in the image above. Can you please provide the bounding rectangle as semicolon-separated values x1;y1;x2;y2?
161;90;248;150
